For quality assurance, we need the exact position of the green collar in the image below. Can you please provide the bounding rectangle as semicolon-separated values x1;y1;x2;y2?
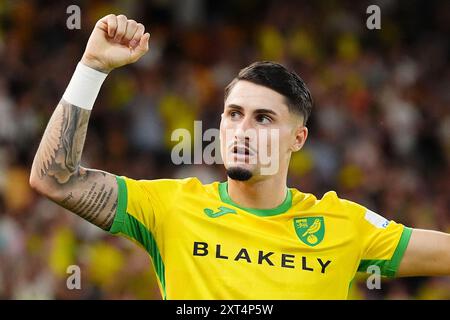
218;181;292;217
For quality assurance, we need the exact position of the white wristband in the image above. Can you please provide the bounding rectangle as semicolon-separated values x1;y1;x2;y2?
62;62;108;110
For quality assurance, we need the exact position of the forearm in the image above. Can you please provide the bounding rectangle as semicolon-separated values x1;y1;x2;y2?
30;100;90;186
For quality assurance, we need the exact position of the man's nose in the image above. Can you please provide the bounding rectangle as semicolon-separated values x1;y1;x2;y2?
235;116;253;138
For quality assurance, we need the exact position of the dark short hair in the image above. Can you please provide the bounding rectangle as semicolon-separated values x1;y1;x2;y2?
224;61;313;125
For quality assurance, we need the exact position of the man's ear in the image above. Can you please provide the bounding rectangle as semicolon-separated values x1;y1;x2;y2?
290;125;308;152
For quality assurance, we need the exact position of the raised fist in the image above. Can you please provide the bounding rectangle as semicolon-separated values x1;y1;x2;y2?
81;14;150;73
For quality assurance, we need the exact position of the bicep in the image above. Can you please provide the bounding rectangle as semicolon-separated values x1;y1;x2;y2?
397;228;450;277
49;166;118;230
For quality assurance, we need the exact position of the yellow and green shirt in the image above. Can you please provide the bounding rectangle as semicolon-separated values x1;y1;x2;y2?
109;176;412;300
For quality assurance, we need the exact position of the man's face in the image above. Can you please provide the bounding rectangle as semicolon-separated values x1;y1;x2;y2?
220;80;308;181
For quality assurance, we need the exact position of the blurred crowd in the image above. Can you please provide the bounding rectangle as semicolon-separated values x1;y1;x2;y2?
0;0;449;299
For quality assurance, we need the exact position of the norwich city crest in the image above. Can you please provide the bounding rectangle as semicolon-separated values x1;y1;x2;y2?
293;217;325;247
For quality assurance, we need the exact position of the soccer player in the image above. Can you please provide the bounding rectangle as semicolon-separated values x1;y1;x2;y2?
29;14;450;299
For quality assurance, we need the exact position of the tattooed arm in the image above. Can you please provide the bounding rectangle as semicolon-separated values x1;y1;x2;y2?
30;101;118;229
29;14;149;230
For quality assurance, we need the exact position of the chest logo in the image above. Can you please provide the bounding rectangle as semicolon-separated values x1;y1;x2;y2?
204;206;237;218
293;217;325;247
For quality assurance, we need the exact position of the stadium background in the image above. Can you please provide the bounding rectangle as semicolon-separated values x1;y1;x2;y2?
0;0;449;299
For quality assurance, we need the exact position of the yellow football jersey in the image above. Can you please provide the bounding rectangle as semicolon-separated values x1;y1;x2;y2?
109;176;412;300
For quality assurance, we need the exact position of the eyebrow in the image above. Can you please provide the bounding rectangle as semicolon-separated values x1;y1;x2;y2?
225;104;279;116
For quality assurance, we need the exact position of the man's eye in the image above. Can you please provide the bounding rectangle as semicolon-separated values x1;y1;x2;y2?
230;111;241;119
256;114;272;124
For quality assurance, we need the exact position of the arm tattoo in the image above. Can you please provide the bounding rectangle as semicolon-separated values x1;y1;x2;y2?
31;100;118;230
35;102;89;183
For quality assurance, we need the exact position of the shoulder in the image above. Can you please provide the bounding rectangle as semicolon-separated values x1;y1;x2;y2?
291;188;367;218
322;191;367;215
120;175;215;194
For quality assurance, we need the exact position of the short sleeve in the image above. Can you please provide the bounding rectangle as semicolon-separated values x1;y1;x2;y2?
107;176;186;299
108;176;178;247
344;200;413;277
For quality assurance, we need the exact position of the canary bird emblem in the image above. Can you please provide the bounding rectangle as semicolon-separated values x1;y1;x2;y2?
293;217;325;246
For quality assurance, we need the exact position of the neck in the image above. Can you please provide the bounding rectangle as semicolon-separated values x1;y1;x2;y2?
227;172;288;210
